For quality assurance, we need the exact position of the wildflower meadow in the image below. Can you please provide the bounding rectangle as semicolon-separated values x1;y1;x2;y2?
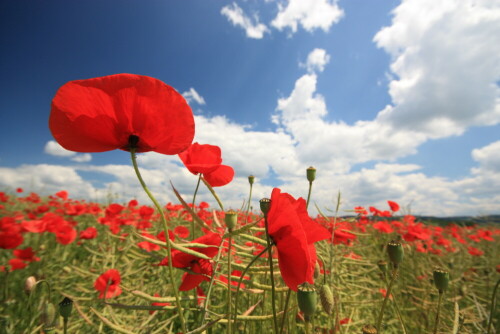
1;74;499;333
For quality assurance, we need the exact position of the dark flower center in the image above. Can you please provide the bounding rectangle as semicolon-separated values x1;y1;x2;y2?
127;135;140;150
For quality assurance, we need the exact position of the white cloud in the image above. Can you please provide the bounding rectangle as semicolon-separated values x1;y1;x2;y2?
44;140;75;157
271;0;344;33
301;48;330;73
44;140;92;162
182;88;206;105
221;3;269;39
471;140;500;174
374;0;500;138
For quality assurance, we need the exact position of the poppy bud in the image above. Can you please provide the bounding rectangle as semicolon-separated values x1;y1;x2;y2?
42;302;57;331
297;283;317;318
224;210;238;230
387;241;404;267
319;284;334;315
259;198;271;217
361;324;378;333
313;262;321;280
306;166;316;183
24;276;37;295
58;297;73;319
248;175;255;185
433;269;450;293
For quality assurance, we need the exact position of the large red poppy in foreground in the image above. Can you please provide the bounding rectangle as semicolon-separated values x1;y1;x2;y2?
49;74;195;154
179;143;234;187
267;188;331;291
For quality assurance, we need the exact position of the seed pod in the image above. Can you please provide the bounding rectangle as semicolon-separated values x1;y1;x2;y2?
259;198;271;217
306;166;316;183
433;269;450;293
361;324;378;333
297;283;317;317
248;175;255;185
224;210;238;230
387;241;404;267
319;284;334;315
58;297;73;319
24;276;37;295
42;302;57;331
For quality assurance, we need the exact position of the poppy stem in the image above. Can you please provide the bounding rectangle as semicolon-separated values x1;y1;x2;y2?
191;174;202;240
306;180;313;210
264;215;279;334
129;150;187;334
232;244;270;334
227;233;233;334
432;291;444;334
486;278;500;334
279;289;292;334
246;182;253;223
376;266;398;333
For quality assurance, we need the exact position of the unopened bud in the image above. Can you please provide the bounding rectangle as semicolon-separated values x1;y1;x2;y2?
319;284;334;315
433;269;450;293
42;302;57;331
224;210;238;230
387;241;404;267
313;262;321;280
306;166;316;183
24;276;37;295
58;297;73;319
248;175;255;185
259;198;271;217
297;283;317;318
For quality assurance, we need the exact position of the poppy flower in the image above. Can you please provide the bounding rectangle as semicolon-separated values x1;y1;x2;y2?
178;143;234;187
158;232;221;291
267;188;331;291
94;269;122;299
49;74;195;155
387;200;400;212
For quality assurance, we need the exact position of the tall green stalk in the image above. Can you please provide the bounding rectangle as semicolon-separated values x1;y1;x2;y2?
433;291;444;334
486;278;500;334
130;150;187;333
191;174;202;240
264;214;279;334
376;267;398;333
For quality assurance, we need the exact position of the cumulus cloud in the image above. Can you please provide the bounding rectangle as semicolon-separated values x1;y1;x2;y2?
271;0;344;33
374;0;500;138
44;140;92;162
221;3;269;39
301;48;330;73
182;88;206;105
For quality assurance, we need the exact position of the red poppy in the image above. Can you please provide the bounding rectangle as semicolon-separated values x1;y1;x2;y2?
79;227;98;240
16;188;23;193
267;188;331;291
467;246;484;257
158;232;221;291
387;200;400;212
13;247;40;262
94;269;122;299
49;74;195;155
0;217;24;249
179;143;234;187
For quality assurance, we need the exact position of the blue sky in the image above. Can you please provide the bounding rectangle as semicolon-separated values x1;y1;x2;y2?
1;0;499;216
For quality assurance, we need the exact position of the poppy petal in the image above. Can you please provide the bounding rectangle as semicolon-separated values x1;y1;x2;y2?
203;165;235;187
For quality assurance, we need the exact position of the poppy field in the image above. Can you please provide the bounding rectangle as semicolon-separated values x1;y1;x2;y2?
1;74;499;333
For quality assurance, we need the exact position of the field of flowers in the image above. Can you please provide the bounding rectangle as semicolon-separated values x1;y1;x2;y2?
0;186;499;333
1;73;499;333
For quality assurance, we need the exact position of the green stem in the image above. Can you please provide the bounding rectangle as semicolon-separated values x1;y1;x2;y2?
279;289;292;334
486;278;500;334
130;150;187;334
200;236;226;326
246;183;253;223
306;181;313;209
376;267;398;333
227;234;233;334
191;174;202;240
382;274;407;334
433;291;444;334
232;245;271;334
63;318;68;334
264;215;279;334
